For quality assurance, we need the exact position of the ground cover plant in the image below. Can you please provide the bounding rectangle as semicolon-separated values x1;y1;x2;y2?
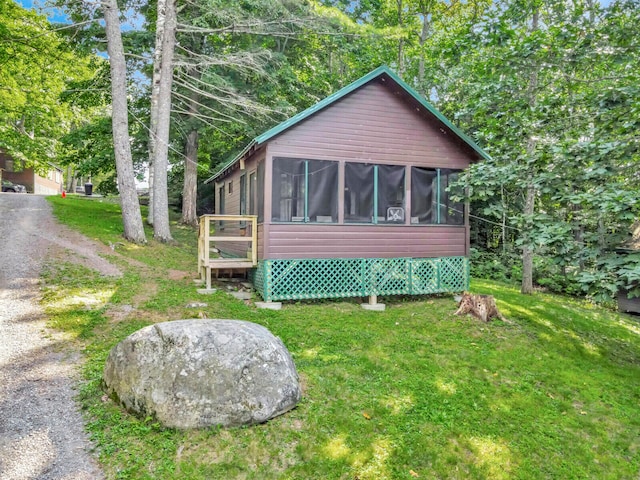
42;196;640;479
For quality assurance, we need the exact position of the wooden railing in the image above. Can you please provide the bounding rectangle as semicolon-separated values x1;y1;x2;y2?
198;214;258;289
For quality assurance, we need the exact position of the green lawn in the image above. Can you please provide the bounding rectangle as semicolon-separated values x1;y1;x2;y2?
44;196;640;479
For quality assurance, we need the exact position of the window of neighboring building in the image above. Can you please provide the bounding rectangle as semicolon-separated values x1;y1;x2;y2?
228;180;233;194
411;167;464;225
344;163;405;224
271;157;338;223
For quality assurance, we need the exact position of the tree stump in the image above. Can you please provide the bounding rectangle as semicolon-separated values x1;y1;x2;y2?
454;293;507;322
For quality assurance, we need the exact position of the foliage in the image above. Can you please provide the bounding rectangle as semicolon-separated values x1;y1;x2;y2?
26;0;639;298
42;196;640;479
0;0;95;169
434;0;640;301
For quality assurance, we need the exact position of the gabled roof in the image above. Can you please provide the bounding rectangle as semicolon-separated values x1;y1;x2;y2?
205;65;490;184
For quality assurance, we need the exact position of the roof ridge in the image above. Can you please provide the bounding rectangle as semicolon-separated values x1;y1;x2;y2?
204;65;489;184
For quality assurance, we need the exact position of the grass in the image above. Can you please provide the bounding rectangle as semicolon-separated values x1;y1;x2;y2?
42;195;640;479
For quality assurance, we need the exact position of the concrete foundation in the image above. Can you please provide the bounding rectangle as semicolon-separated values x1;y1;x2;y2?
255;301;282;310
197;288;218;295
361;303;386;311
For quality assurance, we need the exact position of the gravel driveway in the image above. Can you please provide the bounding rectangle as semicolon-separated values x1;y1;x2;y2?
0;194;108;480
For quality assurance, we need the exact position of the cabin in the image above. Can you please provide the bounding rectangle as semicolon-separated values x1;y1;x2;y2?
617;222;640;315
200;65;490;306
0;150;63;195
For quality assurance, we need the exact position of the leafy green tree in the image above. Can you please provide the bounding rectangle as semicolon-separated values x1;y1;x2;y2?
436;0;640;301
0;0;93;170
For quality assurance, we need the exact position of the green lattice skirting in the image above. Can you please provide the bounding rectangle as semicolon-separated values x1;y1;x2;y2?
250;256;469;302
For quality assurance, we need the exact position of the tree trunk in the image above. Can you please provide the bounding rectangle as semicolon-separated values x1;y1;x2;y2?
417;1;431;95
152;0;177;242
147;0;166;226
181;129;199;226
65;165;74;193
521;180;536;294
521;9;539;295
101;0;146;244
180;67;202;227
397;0;404;76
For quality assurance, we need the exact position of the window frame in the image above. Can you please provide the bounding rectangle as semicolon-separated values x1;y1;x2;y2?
410;166;464;226
271;157;339;224
344;162;406;225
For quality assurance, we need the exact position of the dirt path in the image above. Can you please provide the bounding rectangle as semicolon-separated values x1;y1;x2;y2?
0;194;114;480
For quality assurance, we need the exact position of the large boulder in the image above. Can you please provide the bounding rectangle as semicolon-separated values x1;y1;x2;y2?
103;319;301;429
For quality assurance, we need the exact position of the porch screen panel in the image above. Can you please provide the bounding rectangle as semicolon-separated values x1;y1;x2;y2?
308;160;338;223
439;169;464;225
411;167;437;224
378;165;405;224
344;163;374;223
272;157;305;222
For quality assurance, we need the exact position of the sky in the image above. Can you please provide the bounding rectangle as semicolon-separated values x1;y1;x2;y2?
17;0;70;23
15;0;144;30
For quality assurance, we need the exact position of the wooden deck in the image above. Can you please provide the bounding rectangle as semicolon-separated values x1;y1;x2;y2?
198;214;258;289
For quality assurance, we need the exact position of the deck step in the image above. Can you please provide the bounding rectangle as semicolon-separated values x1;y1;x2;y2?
207;259;255;270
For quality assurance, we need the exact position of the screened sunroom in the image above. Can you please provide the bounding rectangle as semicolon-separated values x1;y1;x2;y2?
270;158;464;226
201;66;490;305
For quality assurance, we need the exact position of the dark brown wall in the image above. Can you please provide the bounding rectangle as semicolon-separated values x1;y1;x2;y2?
261;81;473;260
264;224;466;259
1;152;63;194
214;150;264;259
213;80;476;261
267;82;471;169
3;171;34;192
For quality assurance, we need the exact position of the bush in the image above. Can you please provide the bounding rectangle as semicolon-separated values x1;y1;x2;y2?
470;248;520;283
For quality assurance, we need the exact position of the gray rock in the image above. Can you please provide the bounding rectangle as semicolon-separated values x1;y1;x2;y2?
230;291;252;301
185;302;208;308
103;319;301;429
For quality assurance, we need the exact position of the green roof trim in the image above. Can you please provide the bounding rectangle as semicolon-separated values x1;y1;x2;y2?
205;65;490;184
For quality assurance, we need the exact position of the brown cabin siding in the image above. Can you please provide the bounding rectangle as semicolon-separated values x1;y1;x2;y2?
212;151;265;260
261;81;472;261
266;224;466;260
267;82;470;169
210;78;477;263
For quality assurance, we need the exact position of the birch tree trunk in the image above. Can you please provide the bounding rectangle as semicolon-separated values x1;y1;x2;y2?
521;9;540;295
152;0;177;242
147;0;166;226
396;0;405;76
417;0;431;95
101;0;146;244
521;174;536;294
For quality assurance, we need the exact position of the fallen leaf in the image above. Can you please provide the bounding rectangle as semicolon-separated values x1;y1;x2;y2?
547;392;555;399
580;410;587;415
410;469;419;477
362;412;371;420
